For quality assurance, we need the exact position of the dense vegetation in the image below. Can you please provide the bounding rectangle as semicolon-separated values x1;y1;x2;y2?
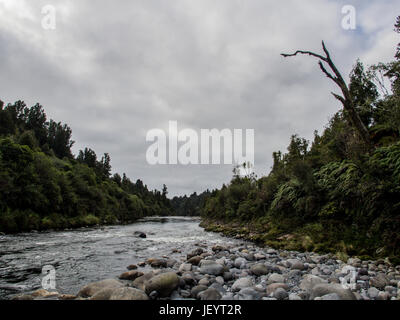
0;101;171;233
200;17;400;264
171;190;212;217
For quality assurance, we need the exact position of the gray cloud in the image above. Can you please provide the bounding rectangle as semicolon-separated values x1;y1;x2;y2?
0;0;398;196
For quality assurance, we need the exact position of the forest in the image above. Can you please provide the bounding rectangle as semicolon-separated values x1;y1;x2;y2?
0;100;172;233
1;16;399;265
200;16;400;264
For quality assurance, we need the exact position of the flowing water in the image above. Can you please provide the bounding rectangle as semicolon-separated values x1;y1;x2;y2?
0;216;246;300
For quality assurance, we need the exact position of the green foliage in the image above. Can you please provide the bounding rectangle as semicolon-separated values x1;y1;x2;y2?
200;18;400;262
0;102;172;233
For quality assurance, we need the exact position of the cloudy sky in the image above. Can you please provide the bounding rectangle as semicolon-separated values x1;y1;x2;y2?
0;0;398;196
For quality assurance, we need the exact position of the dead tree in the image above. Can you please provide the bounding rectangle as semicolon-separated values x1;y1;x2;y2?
281;41;372;147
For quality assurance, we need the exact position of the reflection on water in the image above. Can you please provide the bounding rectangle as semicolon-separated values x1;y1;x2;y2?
0;216;245;300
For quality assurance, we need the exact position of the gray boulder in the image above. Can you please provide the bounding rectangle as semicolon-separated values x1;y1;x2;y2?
109;287;149;300
144;272;180;297
78;279;124;298
199;260;224;276
232;277;253;292
311;283;356;300
198;288;222;300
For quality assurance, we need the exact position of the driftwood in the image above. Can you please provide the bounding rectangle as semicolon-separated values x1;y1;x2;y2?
281;41;371;147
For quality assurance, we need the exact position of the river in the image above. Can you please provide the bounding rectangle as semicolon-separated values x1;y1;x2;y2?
0;216;247;300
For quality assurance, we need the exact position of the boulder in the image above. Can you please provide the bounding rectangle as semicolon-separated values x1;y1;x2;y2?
273;287;288;300
237;288;261;300
187;248;204;260
370;273;390;290
191;285;208;298
318;293;341;300
266;283;289;295
268;273;285;284
109;287;149;300
286;259;305;270
134;231;146;238
132;272;155;291
127;264;138;270
78;279;124;298
232;277;253;292
250;264;270;276
187;256;202;266
147;258;167;268
179;263;192;272
199;260;224;276
311;283;356;300
198;288;222;300
119;270;144;280
234;257;247;268
299;274;327;292
31;289;59;298
144;272;180;297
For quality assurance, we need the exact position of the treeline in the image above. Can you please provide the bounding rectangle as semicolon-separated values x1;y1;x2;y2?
171;190;212;217
201;17;400;263
0;101;171;233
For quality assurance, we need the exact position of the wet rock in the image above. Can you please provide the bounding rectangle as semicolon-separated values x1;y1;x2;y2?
134;231;146;238
31;289;59;298
198;288;222;300
119;270;144;281
127;264;138;270
78;279;124;298
311;283;356;300
144;272;180;297
12;294;34;300
109;287;149;300
147;258;168;268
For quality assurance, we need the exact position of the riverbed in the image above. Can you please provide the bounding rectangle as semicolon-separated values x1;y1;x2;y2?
0;216;246;300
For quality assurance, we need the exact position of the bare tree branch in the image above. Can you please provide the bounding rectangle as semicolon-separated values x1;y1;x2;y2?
281;41;372;147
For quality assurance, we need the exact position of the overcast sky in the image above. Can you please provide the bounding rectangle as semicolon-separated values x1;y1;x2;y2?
0;0;398;196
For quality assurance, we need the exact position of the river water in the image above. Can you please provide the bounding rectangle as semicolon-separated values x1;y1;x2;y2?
0;216;246;300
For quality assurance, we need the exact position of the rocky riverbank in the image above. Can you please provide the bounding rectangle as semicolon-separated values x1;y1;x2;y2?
12;240;400;300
